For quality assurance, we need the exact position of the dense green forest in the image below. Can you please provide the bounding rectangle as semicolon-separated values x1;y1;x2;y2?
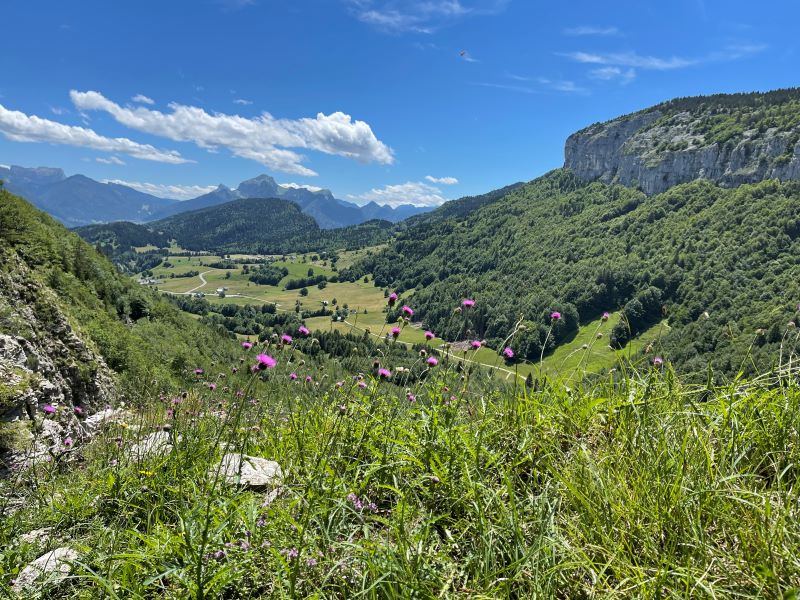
343;170;800;377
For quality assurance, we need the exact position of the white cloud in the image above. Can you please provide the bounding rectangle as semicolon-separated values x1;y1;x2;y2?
70;90;394;177
279;182;324;192
96;155;126;165
233;98;253;105
537;77;587;93
132;94;155;105
50;106;69;115
0;164;9;169
103;179;218;200
425;175;458;185
349;180;447;207
459;50;478;63
563;26;619;36
563;51;696;70
349;0;507;33
588;66;636;84
0;103;191;164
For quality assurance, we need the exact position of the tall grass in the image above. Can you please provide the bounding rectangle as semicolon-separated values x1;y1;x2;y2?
2;350;800;598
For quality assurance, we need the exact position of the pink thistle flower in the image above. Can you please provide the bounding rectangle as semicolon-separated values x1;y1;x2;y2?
426;356;439;366
358;381;367;389
550;311;561;320
242;342;253;350
73;406;84;415
256;354;277;369
401;305;414;317
503;347;514;359
471;340;482;349
194;368;204;375
63;436;73;448
42;405;56;415
378;368;392;378
407;393;417;403
653;356;664;366
305;375;312;383
281;334;293;344
208;383;217;391
289;372;298;380
601;312;610;321
387;292;398;306
462;298;475;308
391;327;401;338
298;325;310;336
424;330;434;340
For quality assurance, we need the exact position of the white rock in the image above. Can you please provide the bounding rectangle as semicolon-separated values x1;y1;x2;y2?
81;408;128;436
19;527;53;545
210;453;283;491
127;431;172;460
12;547;78;592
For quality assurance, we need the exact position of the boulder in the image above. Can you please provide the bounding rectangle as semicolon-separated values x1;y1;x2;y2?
12;547;78;593
210;453;283;493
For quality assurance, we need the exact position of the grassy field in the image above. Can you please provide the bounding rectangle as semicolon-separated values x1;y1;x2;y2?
144;251;668;381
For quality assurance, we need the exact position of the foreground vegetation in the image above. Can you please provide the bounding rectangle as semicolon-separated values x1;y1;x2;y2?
2;345;800;597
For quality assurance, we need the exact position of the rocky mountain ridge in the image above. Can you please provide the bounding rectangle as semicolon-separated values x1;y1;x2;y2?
565;88;800;194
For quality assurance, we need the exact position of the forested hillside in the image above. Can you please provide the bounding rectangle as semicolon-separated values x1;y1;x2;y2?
344;170;800;377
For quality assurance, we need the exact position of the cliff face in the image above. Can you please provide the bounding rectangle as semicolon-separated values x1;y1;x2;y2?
564;90;800;194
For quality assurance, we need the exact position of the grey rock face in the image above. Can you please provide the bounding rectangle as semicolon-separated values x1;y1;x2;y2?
11;547;79;593
564;110;800;194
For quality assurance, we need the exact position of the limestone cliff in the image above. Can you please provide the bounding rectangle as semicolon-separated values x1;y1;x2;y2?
564;88;800;194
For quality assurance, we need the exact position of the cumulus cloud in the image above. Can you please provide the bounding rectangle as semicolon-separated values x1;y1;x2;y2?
103;179;218;200
425;175;458;184
0;103;191;164
279;182;324;192
96;155;126;165
132;94;155;105
70;90;394;176
349;180;447;207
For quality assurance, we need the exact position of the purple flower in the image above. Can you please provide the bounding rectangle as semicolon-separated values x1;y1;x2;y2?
426;356;438;366
306;558;318;567
601;312;610;321
391;327;401;338
289;372;298;381
653;356;664;366
407;393;417;403
401;305;414;317
42;404;56;415
298;325;310;336
194;368;204;375
208;383;217;391
63;436;73;448
378;368;391;378
73;406;84;415
387;292;398;306
305;375;312;383
242;341;253;350
256;354;277;369
550;311;561;320
462;298;475;308
285;548;299;559
424;330;434;340
471;340;482;349
358;381;368;389
281;334;293;344
503;347;514;359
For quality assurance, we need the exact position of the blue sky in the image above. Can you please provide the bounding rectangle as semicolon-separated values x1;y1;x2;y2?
0;0;797;206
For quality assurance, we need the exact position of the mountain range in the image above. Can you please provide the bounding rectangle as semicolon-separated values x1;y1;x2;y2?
0;166;432;229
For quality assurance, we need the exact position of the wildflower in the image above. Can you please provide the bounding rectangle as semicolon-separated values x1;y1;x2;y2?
503;347;514;359
281;334;293;344
63;437;73;448
305;375;313;383
462;298;475;308
601;312;610;321
426;356;439;366
338;404;347;414
358;381;367;389
653;356;664;366
407;393;417;403
550;311;561;320
73;406;84;415
335;380;344;388
387;292;398;306
256;517;267;527
307;558;318;567
285;548;299;559
401;305;414;317
289;372;298;381
471;340;482;349
378;368;392;379
194;368;204;375
391;327;401;338
208;383;217;391
242;341;253;350
42;404;56;415
424;330;434;340
256;354;277;369
298;325;310;336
